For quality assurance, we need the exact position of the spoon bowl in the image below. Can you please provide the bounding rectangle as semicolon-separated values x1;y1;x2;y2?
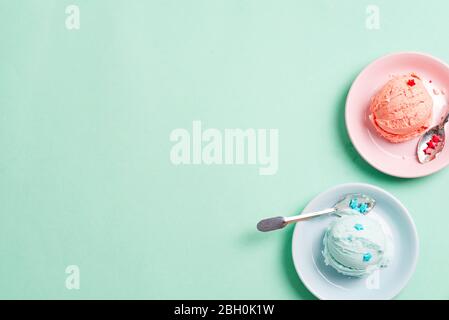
417;113;449;163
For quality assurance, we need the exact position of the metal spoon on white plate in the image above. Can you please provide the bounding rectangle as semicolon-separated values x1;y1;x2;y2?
256;193;376;232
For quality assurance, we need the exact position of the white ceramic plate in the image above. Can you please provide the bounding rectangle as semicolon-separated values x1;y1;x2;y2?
292;183;419;300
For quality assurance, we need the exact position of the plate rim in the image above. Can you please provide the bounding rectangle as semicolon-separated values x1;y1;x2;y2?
291;182;420;300
345;51;449;178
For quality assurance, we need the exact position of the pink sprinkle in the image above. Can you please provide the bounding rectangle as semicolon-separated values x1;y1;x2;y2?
432;135;442;143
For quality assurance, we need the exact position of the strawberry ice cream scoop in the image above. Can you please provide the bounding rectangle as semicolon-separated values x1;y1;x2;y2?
369;74;433;143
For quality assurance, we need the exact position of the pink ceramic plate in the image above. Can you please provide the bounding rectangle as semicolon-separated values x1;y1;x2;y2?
346;52;449;178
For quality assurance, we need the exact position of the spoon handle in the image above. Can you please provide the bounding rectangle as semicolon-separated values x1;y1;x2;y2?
283;207;336;224
256;207;337;232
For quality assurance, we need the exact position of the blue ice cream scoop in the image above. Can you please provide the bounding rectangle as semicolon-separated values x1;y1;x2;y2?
322;215;392;277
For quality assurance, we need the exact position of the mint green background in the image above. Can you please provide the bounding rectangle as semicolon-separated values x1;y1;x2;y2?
1;0;448;299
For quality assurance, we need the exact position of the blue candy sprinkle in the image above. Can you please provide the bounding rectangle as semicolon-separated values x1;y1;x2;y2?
354;223;364;231
358;203;368;214
363;253;372;262
349;198;358;209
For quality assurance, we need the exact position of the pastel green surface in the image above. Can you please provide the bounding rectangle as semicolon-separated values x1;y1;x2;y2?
0;0;448;299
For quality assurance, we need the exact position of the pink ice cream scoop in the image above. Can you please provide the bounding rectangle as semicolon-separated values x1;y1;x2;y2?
369;73;433;143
